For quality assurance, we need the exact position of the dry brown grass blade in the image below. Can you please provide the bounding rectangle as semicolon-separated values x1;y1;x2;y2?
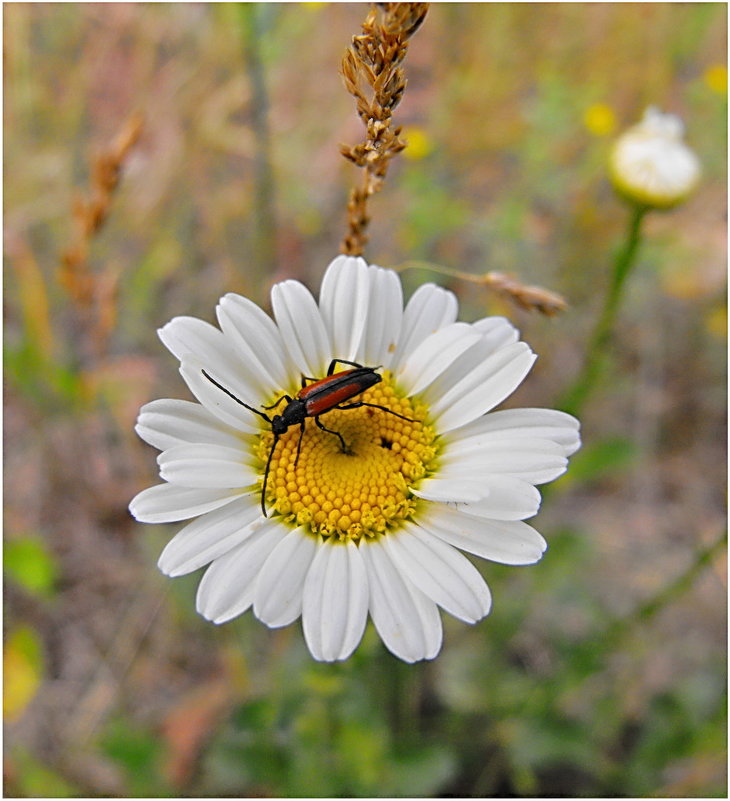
6;233;55;357
481;271;568;316
339;3;428;257
59;111;143;358
396;261;568;316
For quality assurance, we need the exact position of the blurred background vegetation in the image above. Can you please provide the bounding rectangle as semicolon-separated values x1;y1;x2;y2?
4;3;726;797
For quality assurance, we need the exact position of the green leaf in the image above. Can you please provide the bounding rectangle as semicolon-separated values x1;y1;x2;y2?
565;436;638;483
101;717;169;797
8;748;78;797
4;536;58;597
504;716;600;772
388;744;458;796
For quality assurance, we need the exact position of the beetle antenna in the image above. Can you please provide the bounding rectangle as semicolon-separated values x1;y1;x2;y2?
260;433;279;517
201;370;272;423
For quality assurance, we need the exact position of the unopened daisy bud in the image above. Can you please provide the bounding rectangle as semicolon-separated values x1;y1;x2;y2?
609;107;701;210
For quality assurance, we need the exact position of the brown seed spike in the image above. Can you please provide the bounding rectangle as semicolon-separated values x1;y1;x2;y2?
339;3;429;257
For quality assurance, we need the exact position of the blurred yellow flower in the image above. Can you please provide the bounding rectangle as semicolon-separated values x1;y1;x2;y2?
703;64;728;95
402;126;433;160
583;103;617;137
662;254;726;302
609;107;701;209
705;306;727;340
3;626;43;722
662;267;706;300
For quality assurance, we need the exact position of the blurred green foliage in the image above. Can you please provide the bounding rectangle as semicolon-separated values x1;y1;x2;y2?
7;750;77;798
4;537;58;598
4;2;726;798
101;718;171;798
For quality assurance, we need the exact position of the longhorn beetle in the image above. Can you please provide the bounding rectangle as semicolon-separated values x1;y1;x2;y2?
201;359;417;517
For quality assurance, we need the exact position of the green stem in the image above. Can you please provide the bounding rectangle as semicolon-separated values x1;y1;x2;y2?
528;529;727;714
239;3;278;297
559;205;648;416
600;528;727;648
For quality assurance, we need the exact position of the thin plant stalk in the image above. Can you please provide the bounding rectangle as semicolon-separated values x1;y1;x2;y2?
549;205;726;711
560;205;648;415
239;3;277;296
530;528;727;716
396;259;567;317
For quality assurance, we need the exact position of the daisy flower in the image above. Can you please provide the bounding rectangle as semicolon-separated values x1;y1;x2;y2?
609;106;701;210
130;257;580;663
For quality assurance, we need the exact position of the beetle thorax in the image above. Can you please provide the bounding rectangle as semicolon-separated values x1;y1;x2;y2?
279;398;307;430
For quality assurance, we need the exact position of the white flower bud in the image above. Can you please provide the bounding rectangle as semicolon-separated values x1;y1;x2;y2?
609;107;701;209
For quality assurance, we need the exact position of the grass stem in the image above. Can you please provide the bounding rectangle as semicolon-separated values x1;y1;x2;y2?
239;3;278;295
559;205;648;415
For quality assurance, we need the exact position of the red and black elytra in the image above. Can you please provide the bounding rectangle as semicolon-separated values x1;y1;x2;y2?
201;359;417;517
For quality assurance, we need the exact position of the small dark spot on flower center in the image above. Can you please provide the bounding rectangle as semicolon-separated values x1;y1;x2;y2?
380;437;393;450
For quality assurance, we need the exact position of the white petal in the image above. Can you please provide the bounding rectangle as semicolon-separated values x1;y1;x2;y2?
411;477;490;503
440;440;568;485
360;538;442;662
135;399;245;451
384;525;491;623
414;476;541;520
319;256;370;363
419;504;547;565
158;315;220;362
271;279;331;378
472;316;520;351
158;494;262;576
444;431;568;459
396;323;482;397
157;443;258;489
429;342;537;432
302;539;369;662
421;327;497;394
355;265;404;368
390;283;458;372
159;317;257;399
423;326;531;411
216;293;293;396
179;358;260;434
253;527;317;627
196;520;287;624
447;408;581;457
454;476;541;520
129;483;240;523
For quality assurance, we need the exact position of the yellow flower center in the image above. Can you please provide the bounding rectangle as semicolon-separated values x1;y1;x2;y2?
254;372;437;542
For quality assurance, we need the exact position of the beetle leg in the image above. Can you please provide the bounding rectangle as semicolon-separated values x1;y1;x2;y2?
294;421;306;466
335;401;418;423
314;416;350;453
261;394;291;411
326;358;369;375
260;433;279;518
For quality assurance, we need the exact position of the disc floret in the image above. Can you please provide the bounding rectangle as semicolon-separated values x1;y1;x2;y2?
254;372;436;541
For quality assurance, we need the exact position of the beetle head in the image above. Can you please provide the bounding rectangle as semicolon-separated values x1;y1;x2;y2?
271;415;288;436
